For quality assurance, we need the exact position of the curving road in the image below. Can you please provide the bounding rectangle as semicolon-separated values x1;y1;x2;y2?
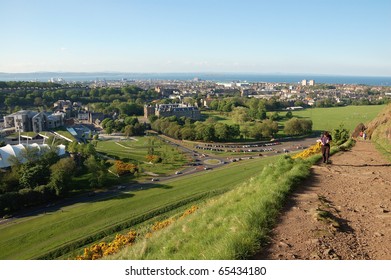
0;135;319;225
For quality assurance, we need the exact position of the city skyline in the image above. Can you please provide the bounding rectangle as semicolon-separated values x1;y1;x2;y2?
1;0;390;76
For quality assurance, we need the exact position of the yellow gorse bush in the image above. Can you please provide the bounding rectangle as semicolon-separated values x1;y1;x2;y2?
75;205;198;260
151;219;174;231
75;230;137;260
180;205;198;219
291;142;321;159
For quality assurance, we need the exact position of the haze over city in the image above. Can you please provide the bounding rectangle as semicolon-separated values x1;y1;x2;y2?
1;0;390;76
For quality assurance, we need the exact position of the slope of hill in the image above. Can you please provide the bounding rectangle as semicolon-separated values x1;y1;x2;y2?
257;105;391;260
366;103;391;158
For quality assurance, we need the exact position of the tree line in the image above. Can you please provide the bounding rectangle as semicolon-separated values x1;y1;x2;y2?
0;84;158;114
0;143;107;216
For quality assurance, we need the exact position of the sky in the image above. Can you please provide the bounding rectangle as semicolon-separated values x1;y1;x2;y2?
0;0;390;76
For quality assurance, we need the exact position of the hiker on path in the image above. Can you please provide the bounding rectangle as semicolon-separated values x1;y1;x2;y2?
319;131;332;164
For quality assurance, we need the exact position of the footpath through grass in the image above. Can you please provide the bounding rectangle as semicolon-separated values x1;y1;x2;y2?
109;155;312;260
0;156;276;260
109;140;356;260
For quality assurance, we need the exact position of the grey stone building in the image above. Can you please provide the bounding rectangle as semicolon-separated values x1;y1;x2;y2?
144;104;201;120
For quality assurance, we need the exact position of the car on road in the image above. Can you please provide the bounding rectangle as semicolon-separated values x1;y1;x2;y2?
151;178;159;181
175;171;182;175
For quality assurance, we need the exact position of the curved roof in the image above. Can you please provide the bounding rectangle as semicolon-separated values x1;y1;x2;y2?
0;143;65;169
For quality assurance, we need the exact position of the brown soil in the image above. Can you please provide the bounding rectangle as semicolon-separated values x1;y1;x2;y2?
257;140;391;260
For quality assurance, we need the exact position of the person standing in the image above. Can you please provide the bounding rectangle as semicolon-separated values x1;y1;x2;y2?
320;131;332;164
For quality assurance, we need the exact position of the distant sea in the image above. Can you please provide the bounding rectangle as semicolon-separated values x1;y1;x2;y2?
1;72;391;86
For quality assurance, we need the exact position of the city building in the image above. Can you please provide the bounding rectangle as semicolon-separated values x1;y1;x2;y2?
4;110;64;133
301;79;315;86
144;104;201;120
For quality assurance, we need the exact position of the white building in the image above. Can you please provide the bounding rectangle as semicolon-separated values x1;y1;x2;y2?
0;143;66;169
301;79;315;86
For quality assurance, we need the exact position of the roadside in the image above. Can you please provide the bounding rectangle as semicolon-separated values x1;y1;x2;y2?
256;140;391;260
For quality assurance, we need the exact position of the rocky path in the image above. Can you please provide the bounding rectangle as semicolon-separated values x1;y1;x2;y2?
257;140;391;260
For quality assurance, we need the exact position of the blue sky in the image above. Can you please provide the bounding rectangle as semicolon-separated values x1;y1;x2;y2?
1;0;390;75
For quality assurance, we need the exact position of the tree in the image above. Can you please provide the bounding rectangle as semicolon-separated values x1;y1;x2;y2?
19;163;49;189
148;115;158;123
284;118;312;136
250;123;263;140
49;158;77;196
214;123;229;141
124;125;134;138
84;156;108;188
20;146;42;163
286;111;293;119
240;122;252;139
195;123;215;141
228;124;240;140
105;126;113;135
231;106;251;124
180;126;195;140
332;124;350;145
260;119;279;138
269;111;280;121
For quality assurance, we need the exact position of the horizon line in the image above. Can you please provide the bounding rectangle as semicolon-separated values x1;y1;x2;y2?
1;71;391;78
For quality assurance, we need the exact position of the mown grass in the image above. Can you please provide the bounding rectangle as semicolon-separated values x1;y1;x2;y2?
286;105;385;132
202;105;384;140
0;155;276;259
96;136;187;175
107;156;312;260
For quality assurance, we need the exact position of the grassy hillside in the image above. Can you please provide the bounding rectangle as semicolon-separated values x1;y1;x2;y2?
108;156;312;260
0;155;277;259
366;103;391;159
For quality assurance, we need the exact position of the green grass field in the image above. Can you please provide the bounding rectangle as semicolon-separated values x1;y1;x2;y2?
0;155;278;259
285;105;386;133
201;111;235;125
96;136;187;176
203;105;385;136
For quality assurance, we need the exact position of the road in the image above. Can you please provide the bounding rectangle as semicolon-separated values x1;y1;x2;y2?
0;135;319;225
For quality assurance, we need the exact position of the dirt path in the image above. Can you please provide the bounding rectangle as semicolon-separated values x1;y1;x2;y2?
257;140;391;260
